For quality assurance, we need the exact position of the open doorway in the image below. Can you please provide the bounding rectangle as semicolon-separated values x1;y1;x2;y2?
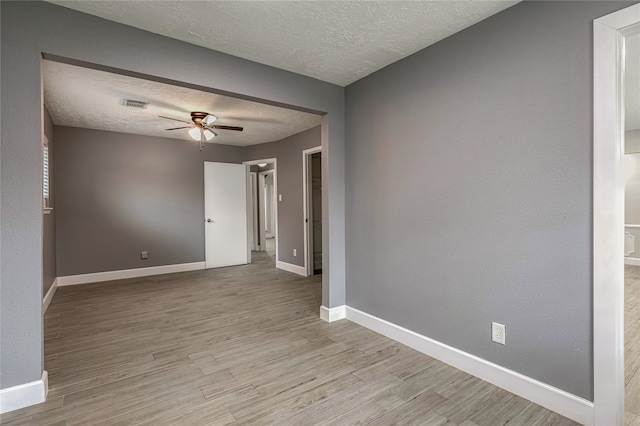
260;168;276;258
303;147;322;276
245;159;277;266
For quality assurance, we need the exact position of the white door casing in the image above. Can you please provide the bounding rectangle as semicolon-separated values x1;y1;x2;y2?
593;4;640;425
204;162;248;269
249;171;259;252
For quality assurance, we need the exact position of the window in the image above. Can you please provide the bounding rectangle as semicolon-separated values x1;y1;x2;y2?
43;136;52;214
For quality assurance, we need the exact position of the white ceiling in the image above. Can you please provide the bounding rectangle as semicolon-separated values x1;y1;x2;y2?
43;60;322;146
47;0;520;87
43;1;524;144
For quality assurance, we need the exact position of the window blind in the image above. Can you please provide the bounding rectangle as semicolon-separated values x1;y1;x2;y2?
43;143;49;200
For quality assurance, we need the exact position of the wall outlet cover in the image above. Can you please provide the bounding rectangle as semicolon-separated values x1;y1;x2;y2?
141;251;149;260
492;322;506;345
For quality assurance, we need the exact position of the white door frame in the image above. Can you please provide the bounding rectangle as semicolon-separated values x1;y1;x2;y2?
303;146;322;276
249;171;259;252
593;4;640;425
261;170;275;239
243;159;278;261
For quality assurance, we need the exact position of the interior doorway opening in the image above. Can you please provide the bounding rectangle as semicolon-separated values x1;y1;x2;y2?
245;159;277;266
303;147;323;276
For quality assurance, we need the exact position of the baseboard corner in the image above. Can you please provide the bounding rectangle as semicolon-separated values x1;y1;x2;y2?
0;371;48;414
43;279;58;314
276;260;307;276
320;305;346;322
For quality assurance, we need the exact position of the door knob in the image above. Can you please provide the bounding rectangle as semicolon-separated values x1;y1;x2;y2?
206;218;213;223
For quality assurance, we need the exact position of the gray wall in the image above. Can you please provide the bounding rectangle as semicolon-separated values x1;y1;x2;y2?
1;0;344;390
345;0;635;401
54;126;244;276
627;129;640;153
244;126;321;266
43;107;57;295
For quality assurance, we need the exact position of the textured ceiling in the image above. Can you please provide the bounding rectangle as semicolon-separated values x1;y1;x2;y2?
43;60;322;146
47;0;519;86
626;32;640;131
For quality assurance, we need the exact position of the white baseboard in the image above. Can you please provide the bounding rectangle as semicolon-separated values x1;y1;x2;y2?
625;257;640;266
0;371;48;414
320;305;346;322
276;260;307;276
42;278;58;314
57;262;205;286
344;306;594;426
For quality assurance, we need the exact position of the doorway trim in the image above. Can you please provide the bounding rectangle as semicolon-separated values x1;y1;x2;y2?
593;4;640;425
243;158;278;263
249;171;258;251
260;170;276;240
303;146;322;276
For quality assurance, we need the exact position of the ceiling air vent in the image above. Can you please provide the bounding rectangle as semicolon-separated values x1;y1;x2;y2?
120;99;149;109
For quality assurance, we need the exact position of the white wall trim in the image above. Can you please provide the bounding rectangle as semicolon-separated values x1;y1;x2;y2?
0;371;48;414
57;262;205;286
319;304;345;322
42;278;58;314
625;257;640;266
275;260;306;276
593;5;640;425
344;306;594;426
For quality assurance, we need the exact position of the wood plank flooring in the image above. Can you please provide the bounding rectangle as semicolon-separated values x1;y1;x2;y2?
1;252;579;425
627;265;640;426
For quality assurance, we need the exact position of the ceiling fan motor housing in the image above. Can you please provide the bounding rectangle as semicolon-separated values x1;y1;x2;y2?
191;111;216;128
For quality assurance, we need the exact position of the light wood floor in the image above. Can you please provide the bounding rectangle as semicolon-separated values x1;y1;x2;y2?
627;265;640;426
1;253;579;426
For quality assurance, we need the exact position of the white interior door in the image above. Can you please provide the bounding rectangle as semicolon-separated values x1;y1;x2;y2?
204;162;248;268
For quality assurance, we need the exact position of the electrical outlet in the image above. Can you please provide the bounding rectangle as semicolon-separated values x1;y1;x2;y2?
278;194;282;202
141;250;148;260
293;249;297;256
491;322;505;345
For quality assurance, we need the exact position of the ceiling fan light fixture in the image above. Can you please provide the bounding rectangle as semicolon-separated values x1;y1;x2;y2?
188;127;201;140
203;129;216;141
203;114;217;126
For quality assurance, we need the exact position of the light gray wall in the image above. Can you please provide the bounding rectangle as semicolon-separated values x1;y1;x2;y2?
54;126;244;276
1;0;344;390
243;126;321;266
43;107;57;295
345;0;635;401
627;129;640;153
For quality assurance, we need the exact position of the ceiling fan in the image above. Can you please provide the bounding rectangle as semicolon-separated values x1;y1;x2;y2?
160;112;243;150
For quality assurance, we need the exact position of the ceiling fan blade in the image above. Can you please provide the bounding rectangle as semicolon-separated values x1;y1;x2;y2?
159;115;192;124
165;126;192;131
212;125;243;131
